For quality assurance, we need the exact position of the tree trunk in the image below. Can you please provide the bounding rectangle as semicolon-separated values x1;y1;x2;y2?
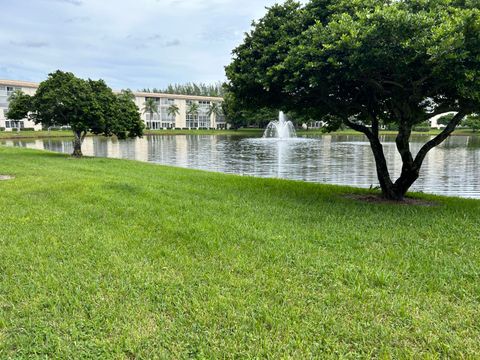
355;111;466;201
345;114;461;201
72;130;85;157
366;134;406;200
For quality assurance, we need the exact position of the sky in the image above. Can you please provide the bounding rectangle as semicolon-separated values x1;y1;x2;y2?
0;0;279;90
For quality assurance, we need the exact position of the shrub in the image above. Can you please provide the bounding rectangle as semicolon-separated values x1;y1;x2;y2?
414;121;432;132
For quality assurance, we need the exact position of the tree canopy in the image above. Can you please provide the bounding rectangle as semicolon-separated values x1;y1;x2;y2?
463;114;480;132
7;70;144;157
226;0;480;200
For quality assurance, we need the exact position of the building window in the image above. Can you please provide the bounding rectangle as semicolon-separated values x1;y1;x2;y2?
5;120;24;129
6;86;20;97
186;114;198;128
198;114;210;128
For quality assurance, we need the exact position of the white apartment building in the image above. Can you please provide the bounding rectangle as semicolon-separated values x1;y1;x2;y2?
0;79;225;131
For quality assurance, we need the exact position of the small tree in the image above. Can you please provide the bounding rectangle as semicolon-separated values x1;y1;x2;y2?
7;90;32;121
463;115;480;132
226;0;480;200
111;90;145;139
6;70;144;157
142;98;159;127
207;102;221;118
167;104;180;117
187;102;199;116
207;103;223;128
167;104;180;124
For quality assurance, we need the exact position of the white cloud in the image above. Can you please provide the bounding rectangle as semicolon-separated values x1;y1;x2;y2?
0;0;278;89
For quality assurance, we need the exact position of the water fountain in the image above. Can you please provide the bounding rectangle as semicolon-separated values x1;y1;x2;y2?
263;111;297;139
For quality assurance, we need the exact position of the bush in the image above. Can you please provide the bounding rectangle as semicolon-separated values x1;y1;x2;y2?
463;115;480;132
414;127;431;132
0;127;5;131
413;121;432;132
20;128;35;131
384;123;399;131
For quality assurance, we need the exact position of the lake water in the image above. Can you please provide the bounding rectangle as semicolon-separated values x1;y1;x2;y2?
2;134;480;198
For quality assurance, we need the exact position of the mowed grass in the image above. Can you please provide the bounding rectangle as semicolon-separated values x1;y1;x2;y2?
0;146;479;358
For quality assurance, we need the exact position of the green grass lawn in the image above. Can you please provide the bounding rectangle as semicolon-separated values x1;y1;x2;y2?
0;146;479;358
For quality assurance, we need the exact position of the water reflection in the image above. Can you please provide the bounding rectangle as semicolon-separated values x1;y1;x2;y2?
1;134;479;198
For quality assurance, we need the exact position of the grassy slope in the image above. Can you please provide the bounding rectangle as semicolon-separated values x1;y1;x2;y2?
0;147;479;358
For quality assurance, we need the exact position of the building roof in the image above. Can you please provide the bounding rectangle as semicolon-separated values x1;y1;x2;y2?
0;79;224;101
0;79;39;89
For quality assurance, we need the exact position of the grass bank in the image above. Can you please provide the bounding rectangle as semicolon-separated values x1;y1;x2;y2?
144;128;264;136
1;127;478;139
0;147;479;358
297;128;480;136
0;130;76;140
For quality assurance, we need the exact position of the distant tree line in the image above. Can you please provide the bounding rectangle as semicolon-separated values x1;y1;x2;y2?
438;113;480;131
140;82;225;97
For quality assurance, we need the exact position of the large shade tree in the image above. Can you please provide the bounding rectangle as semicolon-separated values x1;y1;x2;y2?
226;0;480;200
7;71;144;157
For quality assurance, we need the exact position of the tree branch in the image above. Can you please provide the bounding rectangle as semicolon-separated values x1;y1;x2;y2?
382;80;406;90
396;121;414;169
424;107;457;121
371;116;379;138
414;111;467;168
343;118;372;137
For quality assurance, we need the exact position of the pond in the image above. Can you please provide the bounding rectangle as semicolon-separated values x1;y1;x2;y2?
2;133;480;198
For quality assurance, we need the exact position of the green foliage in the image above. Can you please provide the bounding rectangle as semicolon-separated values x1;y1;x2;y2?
413;121;432;132
463;114;480;132
167;104;180;118
226;0;480;199
7;71;144;140
112;90;144;139
5;90;32;120
207;102;222;118
221;90;247;129
142;97;159;117
187;102;199;116
222;88;279;129
438;113;455;126
1;146;480;357
141;82;224;97
226;0;480;124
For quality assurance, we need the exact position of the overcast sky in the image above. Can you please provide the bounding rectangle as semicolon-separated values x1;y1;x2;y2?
0;0;279;90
